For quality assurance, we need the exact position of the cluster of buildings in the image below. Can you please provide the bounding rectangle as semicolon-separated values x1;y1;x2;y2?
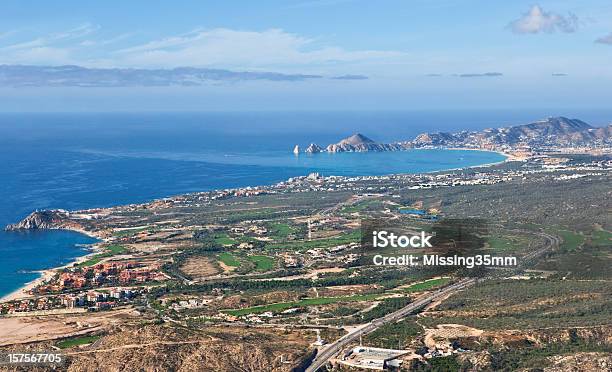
0;288;139;314
60;288;137;311
415;341;468;360
305;243;360;265
338;346;407;370
1;297;62;314
165;296;214;311
32;262;166;296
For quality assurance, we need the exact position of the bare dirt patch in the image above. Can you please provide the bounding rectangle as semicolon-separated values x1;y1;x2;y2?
180;256;220;278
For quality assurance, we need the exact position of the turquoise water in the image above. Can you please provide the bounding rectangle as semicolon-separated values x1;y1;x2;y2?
0;111;514;297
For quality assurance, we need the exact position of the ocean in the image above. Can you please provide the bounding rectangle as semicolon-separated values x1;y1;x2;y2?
1;110;609;297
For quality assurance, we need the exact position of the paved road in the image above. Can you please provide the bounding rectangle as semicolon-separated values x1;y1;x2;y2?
305;229;560;372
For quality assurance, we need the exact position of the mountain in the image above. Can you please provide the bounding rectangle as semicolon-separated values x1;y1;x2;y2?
326;133;403;152
411;117;611;148
0;64;325;87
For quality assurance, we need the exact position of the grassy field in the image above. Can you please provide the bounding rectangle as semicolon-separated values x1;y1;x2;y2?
556;229;585;251
266;230;360;251
57;335;101;349
548;229;584;252
112;227;149;237
486;235;528;251
76;245;127;267
400;277;451;293
217;252;241;267
247;255;274;271
269;222;296;240
214;233;237;246
590;230;611;246
223;293;383;316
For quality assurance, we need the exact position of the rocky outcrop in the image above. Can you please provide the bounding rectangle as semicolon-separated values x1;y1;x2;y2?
326;133;403;152
5;210;69;231
304;143;323;153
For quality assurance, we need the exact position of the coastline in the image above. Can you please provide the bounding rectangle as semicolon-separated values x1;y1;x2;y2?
0;147;511;304
426;147;512;173
0;229;105;303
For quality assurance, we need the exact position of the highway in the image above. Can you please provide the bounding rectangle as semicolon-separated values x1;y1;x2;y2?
305;278;476;372
305;229;560;372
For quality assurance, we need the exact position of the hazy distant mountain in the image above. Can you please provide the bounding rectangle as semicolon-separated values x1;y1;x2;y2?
411;117;611;148
0;65;326;87
299;117;610;154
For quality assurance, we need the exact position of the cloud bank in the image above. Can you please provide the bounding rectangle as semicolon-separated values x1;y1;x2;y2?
331;74;368;80
0;26;404;71
458;72;503;78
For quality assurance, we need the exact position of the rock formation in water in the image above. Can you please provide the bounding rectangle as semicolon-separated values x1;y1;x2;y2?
5;210;69;231
304;143;324;153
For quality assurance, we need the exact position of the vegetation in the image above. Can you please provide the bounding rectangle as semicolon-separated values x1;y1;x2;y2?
553;228;585;252
422;279;612;329
57;335;101;349
400;277;451;293
410;356;461;372
268;222;297;240
486;233;530;252
356;296;412;323
222;293;383;316
76;245;127;267
112;227;149;237
217;252;240;267
487;341;612;371
214;233;237;246
265;230;360;251
589;229;611;246
247;255;274;271
364;319;423;349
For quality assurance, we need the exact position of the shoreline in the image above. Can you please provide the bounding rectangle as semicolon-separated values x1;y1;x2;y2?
0;147;511;303
0;228;106;303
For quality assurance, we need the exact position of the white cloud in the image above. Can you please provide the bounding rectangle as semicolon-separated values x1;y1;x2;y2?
79;33;135;47
113;28;404;69
0;25;404;74
508;5;579;34
595;32;612;45
0;23;99;65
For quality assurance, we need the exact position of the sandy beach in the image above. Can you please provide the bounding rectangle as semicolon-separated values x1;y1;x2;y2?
0;236;105;303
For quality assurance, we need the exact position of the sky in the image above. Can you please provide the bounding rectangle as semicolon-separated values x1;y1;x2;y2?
0;0;611;111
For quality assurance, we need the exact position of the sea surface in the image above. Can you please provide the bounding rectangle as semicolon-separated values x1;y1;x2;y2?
1;110;610;297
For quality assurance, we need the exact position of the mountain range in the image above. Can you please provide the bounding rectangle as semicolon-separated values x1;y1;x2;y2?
297;117;611;154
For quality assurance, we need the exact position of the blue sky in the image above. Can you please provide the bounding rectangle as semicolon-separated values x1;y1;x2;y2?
0;0;611;111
